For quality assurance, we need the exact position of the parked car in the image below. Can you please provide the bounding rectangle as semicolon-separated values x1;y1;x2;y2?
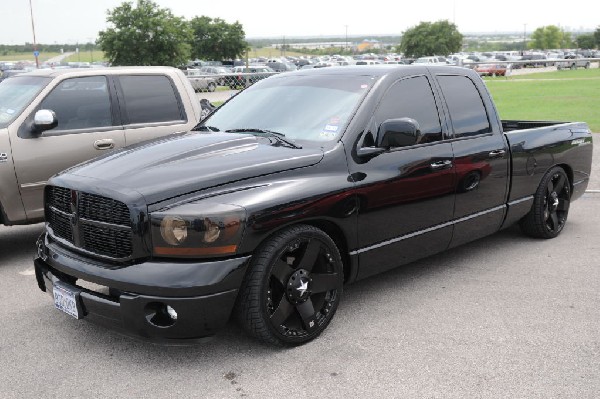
185;69;217;92
266;61;297;72
413;56;448;66
34;66;592;346
557;55;591;70
520;54;548;68
0;66;203;227
197;66;230;86
229;66;276;88
474;63;508;76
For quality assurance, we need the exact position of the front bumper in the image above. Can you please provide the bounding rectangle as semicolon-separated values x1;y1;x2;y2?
34;233;251;341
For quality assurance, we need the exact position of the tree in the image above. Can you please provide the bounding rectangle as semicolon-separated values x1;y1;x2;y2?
594;26;600;48
559;31;573;49
399;20;463;58
97;0;191;67
576;34;596;49
530;25;562;50
190;16;248;61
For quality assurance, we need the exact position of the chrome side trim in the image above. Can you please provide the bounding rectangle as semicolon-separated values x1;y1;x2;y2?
349;205;507;256
20;181;47;190
507;196;534;206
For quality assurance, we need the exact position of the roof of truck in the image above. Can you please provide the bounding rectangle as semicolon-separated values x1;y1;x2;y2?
15;66;182;79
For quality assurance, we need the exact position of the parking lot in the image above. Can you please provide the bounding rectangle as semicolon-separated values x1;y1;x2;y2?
0;136;598;398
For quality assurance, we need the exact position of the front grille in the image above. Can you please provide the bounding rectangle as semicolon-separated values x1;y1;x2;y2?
46;186;71;213
79;192;130;226
82;224;132;259
46;186;133;260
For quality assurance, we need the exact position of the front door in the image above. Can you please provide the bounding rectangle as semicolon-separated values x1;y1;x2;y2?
350;75;456;279
11;75;125;221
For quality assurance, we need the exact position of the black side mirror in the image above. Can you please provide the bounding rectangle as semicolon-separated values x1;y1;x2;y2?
377;118;420;148
32;109;58;134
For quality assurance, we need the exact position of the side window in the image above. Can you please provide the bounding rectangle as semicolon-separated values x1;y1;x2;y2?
40;76;112;131
437;75;492;138
374;75;443;144
119;75;183;125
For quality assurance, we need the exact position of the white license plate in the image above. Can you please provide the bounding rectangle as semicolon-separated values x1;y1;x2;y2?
53;285;80;319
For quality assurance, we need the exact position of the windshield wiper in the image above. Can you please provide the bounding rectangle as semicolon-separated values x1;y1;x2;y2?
225;128;302;149
192;125;220;132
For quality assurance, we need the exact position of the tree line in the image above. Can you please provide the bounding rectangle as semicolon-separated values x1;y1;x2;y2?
398;21;600;58
96;0;247;67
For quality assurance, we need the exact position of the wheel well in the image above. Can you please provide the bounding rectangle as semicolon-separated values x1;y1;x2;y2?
556;163;574;195
303;220;352;283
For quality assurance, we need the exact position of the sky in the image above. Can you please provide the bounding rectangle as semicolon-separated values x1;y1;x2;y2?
1;0;598;44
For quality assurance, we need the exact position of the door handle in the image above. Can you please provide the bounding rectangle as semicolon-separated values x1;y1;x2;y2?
489;149;506;158
94;139;115;150
430;160;453;170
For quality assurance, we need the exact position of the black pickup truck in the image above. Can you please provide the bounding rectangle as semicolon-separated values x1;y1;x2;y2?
34;66;593;346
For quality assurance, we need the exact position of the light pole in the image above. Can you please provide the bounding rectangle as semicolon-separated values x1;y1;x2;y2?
28;0;39;68
344;25;348;53
522;23;527;55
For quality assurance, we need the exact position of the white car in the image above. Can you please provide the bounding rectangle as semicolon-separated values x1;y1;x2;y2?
413;56;448;66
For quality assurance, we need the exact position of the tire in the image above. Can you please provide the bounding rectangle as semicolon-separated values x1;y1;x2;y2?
235;224;344;346
519;167;571;239
207;82;216;92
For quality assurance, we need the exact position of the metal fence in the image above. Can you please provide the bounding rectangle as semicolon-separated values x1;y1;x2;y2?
183;69;279;92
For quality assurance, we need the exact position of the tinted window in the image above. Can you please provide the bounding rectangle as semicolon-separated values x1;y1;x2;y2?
119;75;183;124
437;75;491;138
374;76;442;143
40;76;112;131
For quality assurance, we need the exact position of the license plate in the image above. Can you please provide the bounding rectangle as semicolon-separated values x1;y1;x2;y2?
53;284;80;319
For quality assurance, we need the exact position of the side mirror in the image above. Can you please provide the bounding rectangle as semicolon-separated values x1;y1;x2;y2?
377;118;420;148
32;109;58;134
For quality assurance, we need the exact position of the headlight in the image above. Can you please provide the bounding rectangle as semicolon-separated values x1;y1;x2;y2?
151;202;246;258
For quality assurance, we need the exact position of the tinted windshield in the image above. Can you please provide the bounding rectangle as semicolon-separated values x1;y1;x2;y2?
204;74;374;142
0;75;51;128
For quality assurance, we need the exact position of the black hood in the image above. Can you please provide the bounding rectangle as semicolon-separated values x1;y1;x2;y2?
56;132;323;204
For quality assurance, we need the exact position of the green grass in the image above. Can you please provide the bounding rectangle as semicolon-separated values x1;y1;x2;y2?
63;51;106;63
247;47;309;59
0;52;61;62
484;69;600;132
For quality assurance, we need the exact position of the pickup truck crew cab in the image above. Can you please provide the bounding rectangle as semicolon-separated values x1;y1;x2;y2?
34;66;593;346
0;67;201;227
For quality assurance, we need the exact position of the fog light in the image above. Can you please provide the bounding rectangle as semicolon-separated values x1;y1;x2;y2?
166;305;178;321
145;302;177;328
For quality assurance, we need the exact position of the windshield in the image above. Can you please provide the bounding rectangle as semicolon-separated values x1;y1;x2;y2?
203;74;373;143
0;75;51;128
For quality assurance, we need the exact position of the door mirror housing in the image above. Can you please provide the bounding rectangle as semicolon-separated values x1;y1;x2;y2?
377;118;420;148
32;109;58;134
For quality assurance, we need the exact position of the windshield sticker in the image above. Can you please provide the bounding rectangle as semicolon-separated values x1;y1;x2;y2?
322;117;341;137
320;131;337;138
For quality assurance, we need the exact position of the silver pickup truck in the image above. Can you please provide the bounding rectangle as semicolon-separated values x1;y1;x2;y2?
0;66;202;226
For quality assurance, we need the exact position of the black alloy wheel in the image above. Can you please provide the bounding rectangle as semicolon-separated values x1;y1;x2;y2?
236;225;343;346
520;167;571;239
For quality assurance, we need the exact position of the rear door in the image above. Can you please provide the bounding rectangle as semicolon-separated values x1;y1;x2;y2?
434;73;509;248
115;74;191;145
350;74;456;279
11;75;125;221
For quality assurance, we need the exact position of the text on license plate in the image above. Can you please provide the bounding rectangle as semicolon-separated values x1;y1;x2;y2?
53;285;79;319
